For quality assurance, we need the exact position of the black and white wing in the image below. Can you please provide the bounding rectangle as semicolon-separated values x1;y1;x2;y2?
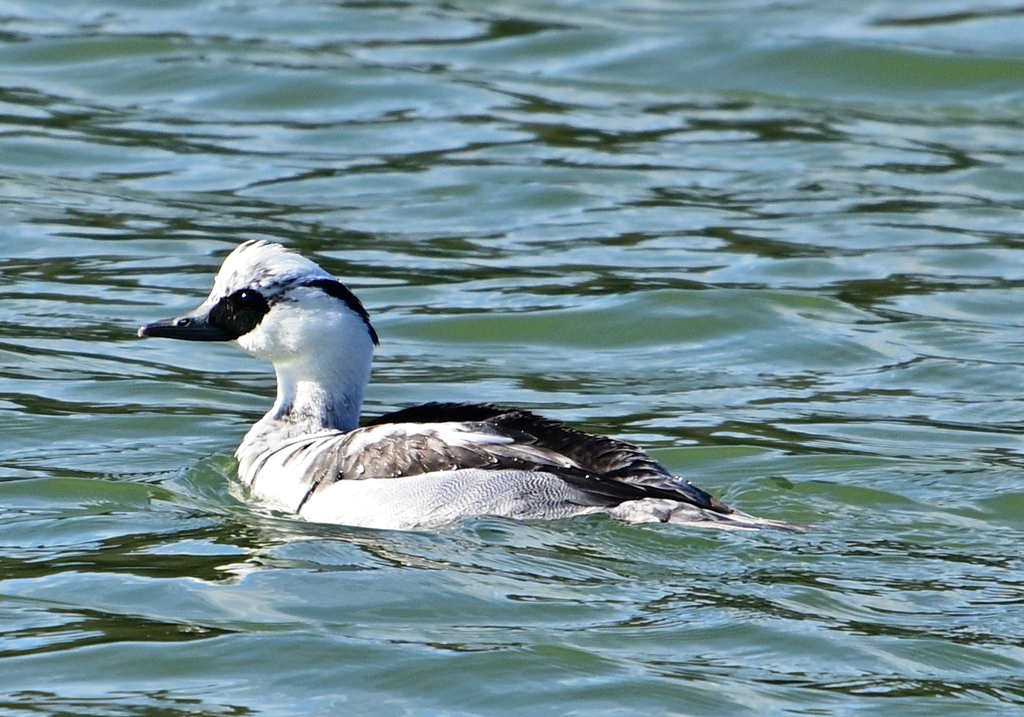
310;402;734;515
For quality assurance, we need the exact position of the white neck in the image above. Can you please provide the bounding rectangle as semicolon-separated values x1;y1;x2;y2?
234;290;375;452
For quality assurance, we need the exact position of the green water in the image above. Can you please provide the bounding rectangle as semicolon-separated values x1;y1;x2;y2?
3;1;1024;714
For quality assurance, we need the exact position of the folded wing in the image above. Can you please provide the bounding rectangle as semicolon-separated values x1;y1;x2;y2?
305;402;733;515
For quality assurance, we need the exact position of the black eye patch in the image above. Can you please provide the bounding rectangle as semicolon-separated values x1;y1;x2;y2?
208;288;271;340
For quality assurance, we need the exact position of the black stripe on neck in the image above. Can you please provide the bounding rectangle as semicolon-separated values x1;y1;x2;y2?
302;278;379;345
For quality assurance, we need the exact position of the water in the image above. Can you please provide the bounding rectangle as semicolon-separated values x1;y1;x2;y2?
3;0;1024;714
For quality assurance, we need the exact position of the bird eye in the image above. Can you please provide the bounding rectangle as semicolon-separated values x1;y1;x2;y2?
175;317;192;327
235;289;263;309
208;288;270;339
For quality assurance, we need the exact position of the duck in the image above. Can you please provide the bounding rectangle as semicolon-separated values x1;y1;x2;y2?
138;240;798;532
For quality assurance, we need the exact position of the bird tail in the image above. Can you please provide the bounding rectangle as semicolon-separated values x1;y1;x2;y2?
608;498;806;532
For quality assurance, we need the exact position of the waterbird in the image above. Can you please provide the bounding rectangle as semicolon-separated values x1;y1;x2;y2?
139;240;798;531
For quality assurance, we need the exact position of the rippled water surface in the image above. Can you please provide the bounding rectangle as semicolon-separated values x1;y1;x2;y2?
4;1;1024;714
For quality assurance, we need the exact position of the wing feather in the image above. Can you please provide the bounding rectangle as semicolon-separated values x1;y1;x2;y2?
308;402;734;514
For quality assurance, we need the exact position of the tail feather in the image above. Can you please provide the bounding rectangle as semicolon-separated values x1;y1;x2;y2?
607;498;806;532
